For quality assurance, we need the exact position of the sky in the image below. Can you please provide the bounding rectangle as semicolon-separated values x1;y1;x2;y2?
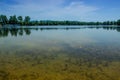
0;0;120;21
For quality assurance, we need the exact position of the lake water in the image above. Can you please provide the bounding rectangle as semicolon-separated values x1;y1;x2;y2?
0;26;120;80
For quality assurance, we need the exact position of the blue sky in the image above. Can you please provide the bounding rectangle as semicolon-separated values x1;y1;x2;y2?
0;0;120;21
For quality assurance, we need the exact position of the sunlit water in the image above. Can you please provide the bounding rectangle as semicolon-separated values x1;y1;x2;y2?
0;26;120;80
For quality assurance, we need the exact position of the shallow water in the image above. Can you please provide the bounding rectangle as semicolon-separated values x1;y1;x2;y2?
0;26;120;80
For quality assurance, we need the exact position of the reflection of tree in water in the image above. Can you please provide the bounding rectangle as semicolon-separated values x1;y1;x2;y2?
0;28;32;37
0;26;120;38
101;27;120;31
24;28;31;35
116;27;120;32
19;28;24;36
10;28;19;36
86;27;120;32
0;29;9;37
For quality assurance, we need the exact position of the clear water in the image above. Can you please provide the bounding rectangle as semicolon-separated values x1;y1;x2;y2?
0;26;120;80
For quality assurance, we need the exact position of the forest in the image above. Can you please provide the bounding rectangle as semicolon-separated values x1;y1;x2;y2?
0;14;120;26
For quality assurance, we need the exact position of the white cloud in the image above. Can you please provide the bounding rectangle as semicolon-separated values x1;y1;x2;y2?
0;0;99;21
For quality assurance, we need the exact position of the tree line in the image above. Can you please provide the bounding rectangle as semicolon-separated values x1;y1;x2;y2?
0;14;120;26
0;15;30;25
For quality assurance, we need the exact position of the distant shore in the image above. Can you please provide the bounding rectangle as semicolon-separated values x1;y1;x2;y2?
0;15;120;26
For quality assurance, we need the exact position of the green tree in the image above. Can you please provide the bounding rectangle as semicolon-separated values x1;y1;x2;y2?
117;19;120;25
0;15;8;24
106;21;110;25
24;16;30;25
17;16;23;25
103;21;107;25
0;15;2;25
110;21;114;25
9;16;13;24
9;15;18;24
3;15;8;24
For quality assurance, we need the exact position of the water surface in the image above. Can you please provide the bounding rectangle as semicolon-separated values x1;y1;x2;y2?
0;26;120;80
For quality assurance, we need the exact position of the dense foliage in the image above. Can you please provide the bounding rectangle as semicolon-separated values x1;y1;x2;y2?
0;14;120;26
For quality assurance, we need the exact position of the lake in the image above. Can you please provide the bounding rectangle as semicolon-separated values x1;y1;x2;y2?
0;26;120;80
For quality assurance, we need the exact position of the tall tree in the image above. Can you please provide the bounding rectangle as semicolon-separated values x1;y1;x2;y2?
3;15;8;24
0;15;8;24
17;16;23;25
109;21;113;25
24;16;30;25
106;21;110;25
117;19;120;25
9;15;18;24
0;15;2;25
13;15;18;24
